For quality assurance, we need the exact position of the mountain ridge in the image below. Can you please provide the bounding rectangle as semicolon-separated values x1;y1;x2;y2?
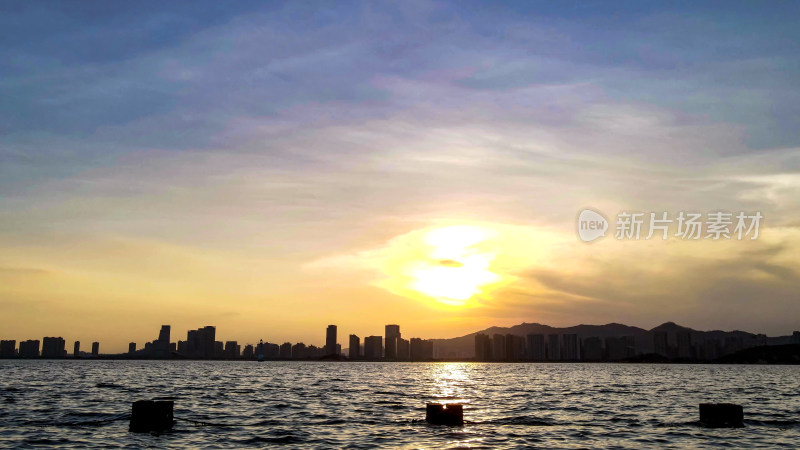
430;321;794;359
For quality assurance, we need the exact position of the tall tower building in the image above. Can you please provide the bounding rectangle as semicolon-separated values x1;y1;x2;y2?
325;325;338;356
159;325;171;343
73;341;81;358
349;334;360;359
364;336;383;359
474;334;491;361
385;324;400;359
0;340;16;358
526;334;546;360
547;334;561;361
42;337;65;358
91;342;100;356
562;334;579;361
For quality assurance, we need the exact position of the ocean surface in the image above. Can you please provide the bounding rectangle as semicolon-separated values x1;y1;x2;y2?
1;361;798;448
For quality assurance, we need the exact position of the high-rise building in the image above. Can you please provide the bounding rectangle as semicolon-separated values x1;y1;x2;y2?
279;342;292;359
91;342;100;356
526;334;546;360
385;325;400;359
0;340;15;358
364;336;383;359
562;334;579;361
242;344;254;359
410;338;423;361
187;326;216;358
654;332;668;357
325;325;338;356
492;334;506;361
19;340;39;358
505;334;523;361
605;337;628;361
396;338;410;361
422;339;434;361
128;342;136;354
158;325;170;342
74;341;81;357
349;334;360;359
622;336;636;359
19;340;40;358
224;341;240;358
42;337;66;358
291;342;307;359
474;334;491;361
547;334;561;361
676;331;693;359
723;336;743;355
264;343;280;358
699;338;721;360
581;337;603;361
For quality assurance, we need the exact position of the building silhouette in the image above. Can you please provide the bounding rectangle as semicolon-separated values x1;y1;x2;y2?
128;342;136;354
19;340;39;358
581;337;603;361
505;334;523;361
143;325;172;357
187;326;215;358
491;334;505;361
409;337;433;361
242;344;254;359
654;331;668;357
605;336;628;360
279;342;292;359
562;334;579;361
396;337;410;361
74;341;80;358
224;341;240;358
42;337;66;358
676;331;693;359
349;334;360;359
526;334;546;360
91;342;99;356
364;335;382;359
291;342;306;359
474;334;491;361
325;325;338;356
547;334;561;361
385;325;400;359
0;340;15;358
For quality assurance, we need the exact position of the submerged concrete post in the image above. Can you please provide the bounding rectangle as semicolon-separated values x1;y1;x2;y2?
699;403;744;428
130;400;174;432
426;403;463;426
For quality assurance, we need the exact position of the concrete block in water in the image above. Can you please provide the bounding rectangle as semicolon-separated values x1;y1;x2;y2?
426;403;463;426
699;403;744;428
129;400;174;432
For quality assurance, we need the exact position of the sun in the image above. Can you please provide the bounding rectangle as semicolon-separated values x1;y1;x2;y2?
405;226;502;306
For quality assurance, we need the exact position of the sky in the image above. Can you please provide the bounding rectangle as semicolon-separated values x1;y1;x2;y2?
1;1;799;352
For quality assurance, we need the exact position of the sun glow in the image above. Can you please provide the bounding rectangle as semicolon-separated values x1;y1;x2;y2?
404;226;502;306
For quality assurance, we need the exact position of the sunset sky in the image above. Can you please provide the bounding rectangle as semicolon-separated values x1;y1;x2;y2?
2;2;799;352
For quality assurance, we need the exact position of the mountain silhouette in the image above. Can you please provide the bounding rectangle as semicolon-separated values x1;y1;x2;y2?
430;321;791;359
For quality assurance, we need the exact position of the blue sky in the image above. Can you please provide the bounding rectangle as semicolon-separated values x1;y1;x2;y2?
1;2;799;348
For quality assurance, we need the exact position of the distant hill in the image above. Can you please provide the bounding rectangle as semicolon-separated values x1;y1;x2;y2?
431;321;793;359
